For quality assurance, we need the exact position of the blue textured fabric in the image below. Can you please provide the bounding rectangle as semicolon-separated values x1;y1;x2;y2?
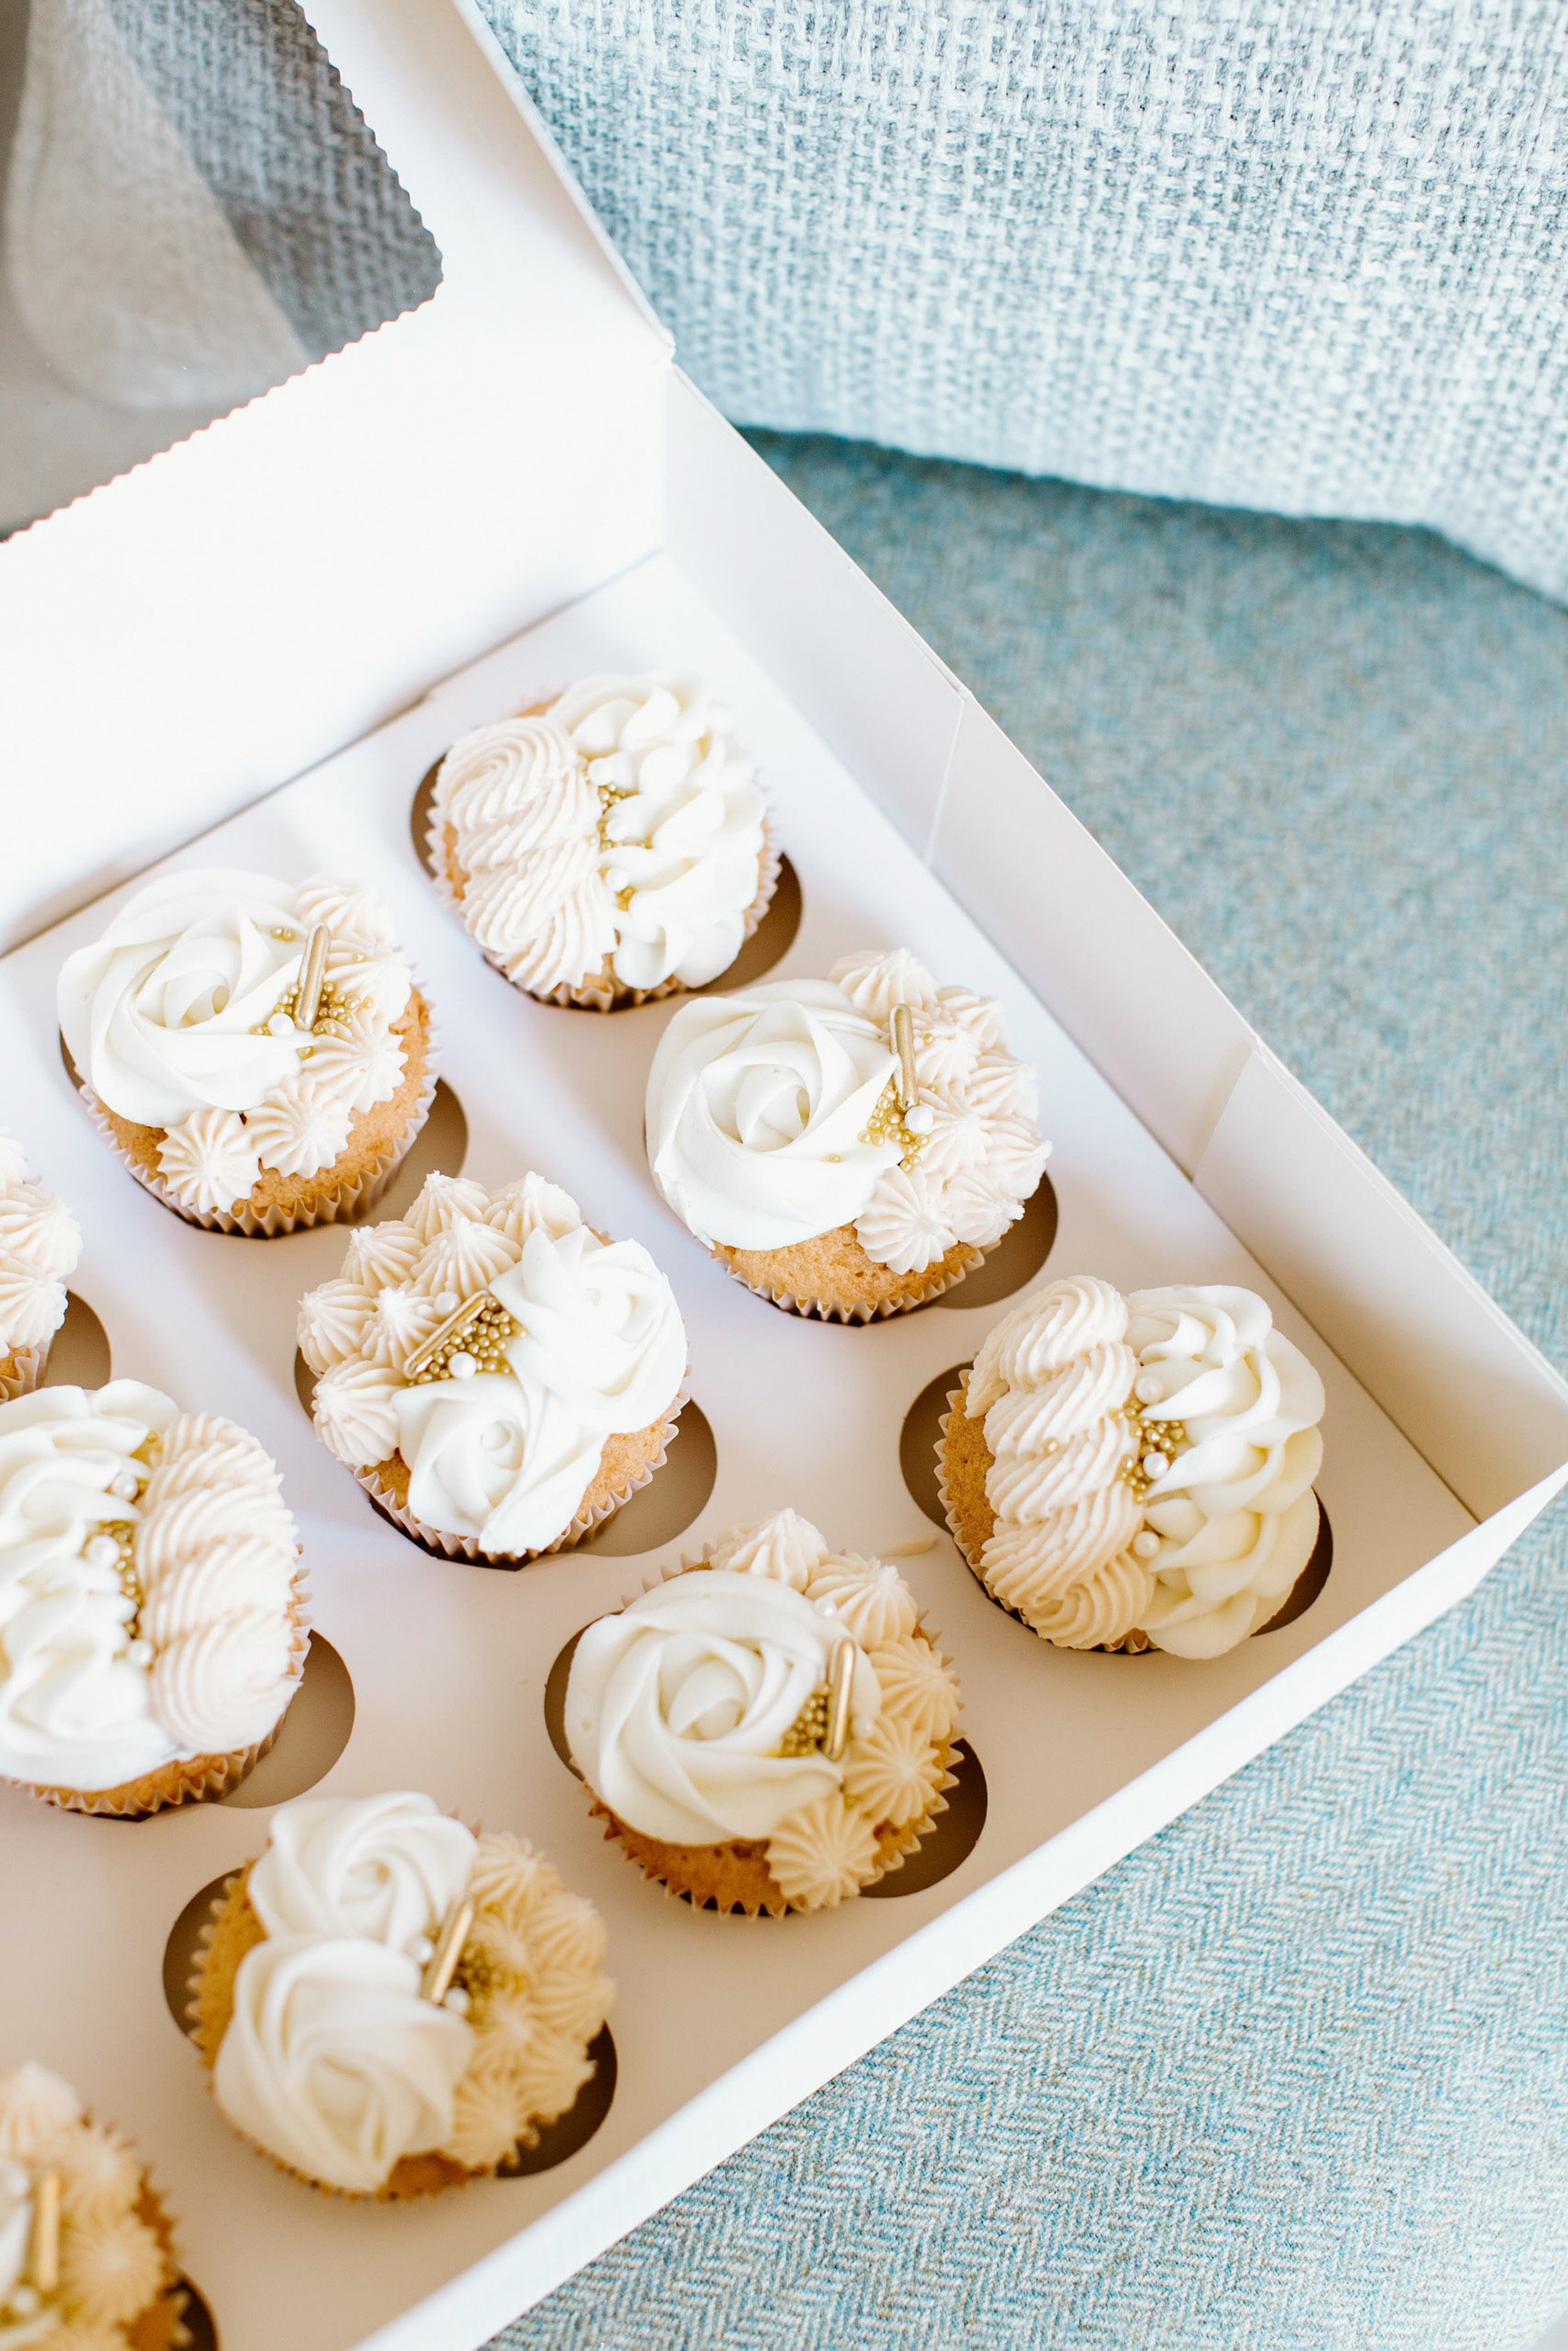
492;440;1568;2351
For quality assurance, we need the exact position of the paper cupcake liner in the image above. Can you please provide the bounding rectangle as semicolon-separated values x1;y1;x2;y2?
354;1380;690;1569
715;1225;989;1325
19;1556;313;1816
938;1382;1317;1656
64;989;439;1238
426;769;784;1012
185;1842;604;2199
582;1551;960;1913
0;1338;45;1403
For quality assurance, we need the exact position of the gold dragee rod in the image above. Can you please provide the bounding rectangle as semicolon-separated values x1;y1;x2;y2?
823;1638;856;1764
891;1003;918;1113
421;1895;475;2005
404;1293;490;1380
294;924;332;1031
28;2170;60;2296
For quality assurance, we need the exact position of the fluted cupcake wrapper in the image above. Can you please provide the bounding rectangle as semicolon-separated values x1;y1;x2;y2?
426;776;785;1012
16;1556;313;1816
714;1229;989;1325
580;1549;961;1913
354;1380;691;1570
0;1339;46;1404
63;988;439;1238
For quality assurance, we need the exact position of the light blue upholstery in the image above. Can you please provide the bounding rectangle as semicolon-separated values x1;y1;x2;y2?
492;436;1568;2350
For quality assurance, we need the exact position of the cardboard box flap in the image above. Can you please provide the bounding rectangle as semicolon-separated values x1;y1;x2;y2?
0;0;671;954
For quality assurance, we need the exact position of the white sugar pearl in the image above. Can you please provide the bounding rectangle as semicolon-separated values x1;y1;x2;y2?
443;1987;470;2016
604;866;629;892
1134;1375;1163;1404
448;1351;477;1380
434;1292;460;1315
85;1533;121;1569
1142;1452;1169;1480
851;1712;876;1739
267;1011;295;1036
1133;1530;1160;1559
408;1936;434;1965
813;1598;838;1616
904;1105;935;1134
128;1639;154;1667
9;2285;40;2317
111;1470;139;1499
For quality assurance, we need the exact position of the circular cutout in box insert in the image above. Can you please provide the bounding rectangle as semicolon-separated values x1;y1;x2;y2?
933;1176;1057;1312
220;1633;354;1808
1255;1497;1333;1634
172;2277;220;2351
862;1740;987;1899
899;1364;972;1531
41;1291;112;1389
373;1079;468;1221
584;1401;717;1556
163;1869;239;2037
543;1627;587;1775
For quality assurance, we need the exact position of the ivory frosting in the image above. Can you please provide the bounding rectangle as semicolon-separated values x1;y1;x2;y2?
300;1173;686;1555
644;950;1050;1266
209;1792;612;2193
0;2065;170;2346
433;673;768;995
0;1135;79;1365
56;869;416;1213
564;1513;962;1908
963;1276;1326;1656
0;1382;303;1792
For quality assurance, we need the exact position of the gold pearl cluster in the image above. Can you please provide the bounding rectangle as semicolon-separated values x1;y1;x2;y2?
249;976;362;1049
597;783;640;911
406;1293;521;1385
858;1079;928;1173
778;1681;832;1757
1117;1410;1189;1504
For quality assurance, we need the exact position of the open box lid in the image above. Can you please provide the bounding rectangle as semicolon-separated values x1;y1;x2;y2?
0;0;670;950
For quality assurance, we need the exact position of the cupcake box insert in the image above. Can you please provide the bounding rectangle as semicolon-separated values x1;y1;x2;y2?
1;3;1566;2346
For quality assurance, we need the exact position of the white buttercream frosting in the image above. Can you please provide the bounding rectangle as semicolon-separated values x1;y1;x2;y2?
565;1513;961;1906
301;1174;686;1555
962;1276;1325;1656
0;1138;79;1362
0;1384;302;1791
0;2066;169;2342
1121;1285;1326;1656
645;953;1050;1267
434;673;768;996
57;867;416;1214
209;1792;612;2192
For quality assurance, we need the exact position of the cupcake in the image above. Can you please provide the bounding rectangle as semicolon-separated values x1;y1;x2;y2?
646;947;1051;1319
938;1275;1327;1657
299;1170;688;1566
188;1790;612;2197
0;1134;80;1403
0;2063;183;2347
427;673;776;1010
57;869;435;1235
564;1511;964;1913
0;1381;307;1814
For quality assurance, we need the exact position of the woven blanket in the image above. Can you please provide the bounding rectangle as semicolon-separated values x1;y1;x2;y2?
483;0;1568;607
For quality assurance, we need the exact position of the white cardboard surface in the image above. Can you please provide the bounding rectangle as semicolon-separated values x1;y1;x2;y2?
0;557;1507;2351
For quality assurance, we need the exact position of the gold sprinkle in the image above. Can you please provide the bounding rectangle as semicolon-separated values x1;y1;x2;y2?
29;2169;60;2296
891;1003;918;1112
295;924;332;1031
420;1895;474;2005
823;1638;856;1764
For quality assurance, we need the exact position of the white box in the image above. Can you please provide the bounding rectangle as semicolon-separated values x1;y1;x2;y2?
2;4;1564;2348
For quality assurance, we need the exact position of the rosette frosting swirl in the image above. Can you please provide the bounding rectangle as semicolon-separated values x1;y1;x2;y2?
434;673;768;995
57;867;416;1214
208;1791;613;2193
0;1383;303;1791
301;1172;687;1555
565;1513;963;1909
0;1136;80;1363
960;1276;1325;1656
646;952;1049;1268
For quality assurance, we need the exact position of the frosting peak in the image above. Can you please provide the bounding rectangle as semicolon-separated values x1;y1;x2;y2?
0;1140;79;1363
